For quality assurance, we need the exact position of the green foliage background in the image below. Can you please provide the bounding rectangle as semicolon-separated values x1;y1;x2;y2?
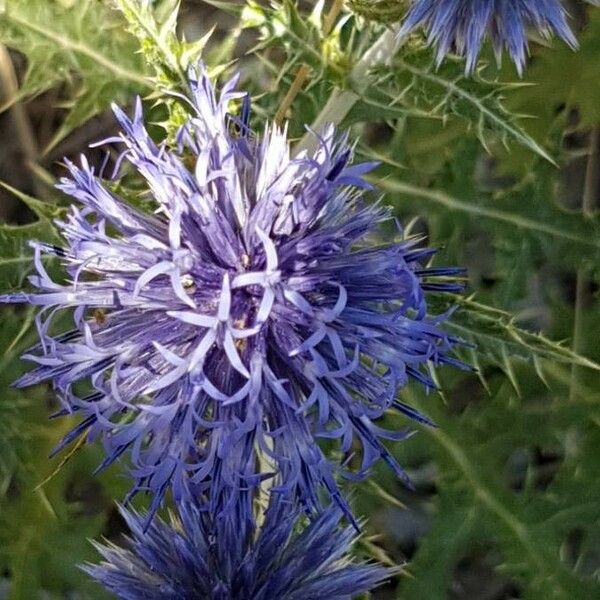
0;1;599;598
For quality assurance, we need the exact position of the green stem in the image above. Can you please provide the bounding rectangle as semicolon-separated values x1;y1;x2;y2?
294;25;401;155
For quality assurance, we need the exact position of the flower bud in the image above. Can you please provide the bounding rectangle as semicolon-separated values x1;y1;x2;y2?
347;0;405;23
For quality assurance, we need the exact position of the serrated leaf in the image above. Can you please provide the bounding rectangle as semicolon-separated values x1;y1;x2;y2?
0;184;62;290
0;221;59;290
0;0;148;150
115;0;216;92
400;491;480;599
374;176;600;255
398;59;555;163
434;295;600;382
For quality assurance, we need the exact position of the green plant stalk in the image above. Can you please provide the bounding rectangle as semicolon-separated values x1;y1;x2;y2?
569;127;600;401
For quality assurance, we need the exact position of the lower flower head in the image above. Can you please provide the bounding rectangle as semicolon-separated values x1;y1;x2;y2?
84;494;391;600
400;0;579;74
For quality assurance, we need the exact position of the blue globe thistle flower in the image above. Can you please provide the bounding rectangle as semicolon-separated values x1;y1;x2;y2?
400;0;583;74
83;494;391;599
0;65;466;523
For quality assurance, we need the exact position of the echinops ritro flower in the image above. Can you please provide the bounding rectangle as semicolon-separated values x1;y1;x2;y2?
0;64;466;523
400;0;584;73
84;493;390;600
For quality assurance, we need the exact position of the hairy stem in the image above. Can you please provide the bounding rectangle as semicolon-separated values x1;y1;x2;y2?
569;127;599;402
294;25;401;155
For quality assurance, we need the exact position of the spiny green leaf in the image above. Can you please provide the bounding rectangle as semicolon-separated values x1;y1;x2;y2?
0;181;64;222
0;0;149;150
115;0;216;91
115;0;187;86
242;0;347;81
374;176;600;254
365;55;554;163
399;491;481;599
0;183;63;290
114;0;223;139
0;413;113;599
431;295;600;388
0;221;59;290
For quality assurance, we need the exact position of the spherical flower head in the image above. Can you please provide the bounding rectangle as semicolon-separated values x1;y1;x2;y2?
83;494;391;600
400;0;580;74
0;64;466;523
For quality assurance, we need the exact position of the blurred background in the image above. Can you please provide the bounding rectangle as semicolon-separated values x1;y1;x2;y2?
1;1;600;598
